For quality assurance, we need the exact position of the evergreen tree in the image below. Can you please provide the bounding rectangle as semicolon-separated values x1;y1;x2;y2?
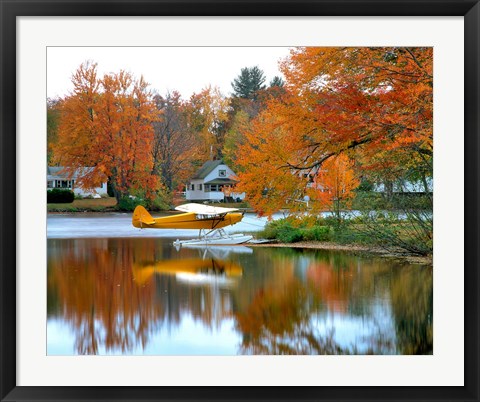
269;76;285;88
231;66;266;99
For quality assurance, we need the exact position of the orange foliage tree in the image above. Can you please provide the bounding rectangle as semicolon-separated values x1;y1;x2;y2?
47;97;62;164
222;85;286;170
280;47;433;167
53;62;160;201
234;104;308;216
235;47;432;215
186;86;230;161
308;154;360;219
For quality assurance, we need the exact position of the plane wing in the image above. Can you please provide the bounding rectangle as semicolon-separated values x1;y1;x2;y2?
175;203;239;215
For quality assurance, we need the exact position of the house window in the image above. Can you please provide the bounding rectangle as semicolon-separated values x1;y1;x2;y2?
204;185;210;192
219;170;226;177
198;184;202;191
47;181;53;188
190;184;194;191
210;185;218;192
57;180;72;189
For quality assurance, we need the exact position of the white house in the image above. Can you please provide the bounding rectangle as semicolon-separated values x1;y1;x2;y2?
186;160;245;202
47;166;108;197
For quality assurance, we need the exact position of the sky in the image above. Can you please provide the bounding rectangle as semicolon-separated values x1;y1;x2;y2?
47;47;292;100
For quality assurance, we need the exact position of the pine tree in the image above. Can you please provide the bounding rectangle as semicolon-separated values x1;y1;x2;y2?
231;66;266;99
269;76;285;88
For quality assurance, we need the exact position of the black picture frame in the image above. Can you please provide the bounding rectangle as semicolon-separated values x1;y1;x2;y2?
1;1;478;401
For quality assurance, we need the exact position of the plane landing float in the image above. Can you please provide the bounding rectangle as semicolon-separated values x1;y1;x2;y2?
132;204;253;246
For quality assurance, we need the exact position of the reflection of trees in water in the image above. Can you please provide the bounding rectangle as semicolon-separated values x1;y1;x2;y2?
390;265;433;354
152;274;234;330
235;278;398;355
235;280;344;354
234;249;432;355
48;238;238;354
48;239;432;355
48;238;163;354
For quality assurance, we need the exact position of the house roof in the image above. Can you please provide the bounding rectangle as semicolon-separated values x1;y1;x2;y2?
47;166;65;176
205;178;238;185
191;160;225;179
47;166;97;179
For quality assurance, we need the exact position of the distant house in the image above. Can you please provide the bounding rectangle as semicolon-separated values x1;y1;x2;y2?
47;166;108;197
186;160;245;202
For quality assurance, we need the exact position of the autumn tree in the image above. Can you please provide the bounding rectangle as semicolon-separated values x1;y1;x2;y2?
222;110;252;168
186;86;230;161
279;47;433;180
152;92;200;192
53;62;160;201
47;97;62;164
307;154;360;221
223;75;286;170
234;105;308;216
234;47;433;215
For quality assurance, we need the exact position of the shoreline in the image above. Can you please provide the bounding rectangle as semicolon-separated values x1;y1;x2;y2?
47;207;258;214
248;240;432;265
47;210;432;265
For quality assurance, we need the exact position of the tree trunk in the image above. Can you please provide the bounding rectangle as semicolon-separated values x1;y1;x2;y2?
421;173;433;207
108;177;123;203
384;181;393;201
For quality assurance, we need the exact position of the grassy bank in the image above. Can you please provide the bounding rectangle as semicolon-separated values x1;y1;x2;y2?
48;198;251;213
47;197;117;212
249;240;432;265
257;214;433;258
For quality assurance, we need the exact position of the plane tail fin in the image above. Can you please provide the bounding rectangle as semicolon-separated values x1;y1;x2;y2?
132;205;156;228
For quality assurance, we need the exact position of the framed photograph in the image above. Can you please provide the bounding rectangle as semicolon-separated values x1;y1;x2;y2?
1;0;478;401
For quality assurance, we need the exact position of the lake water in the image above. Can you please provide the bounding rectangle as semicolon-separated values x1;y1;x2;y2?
47;213;433;355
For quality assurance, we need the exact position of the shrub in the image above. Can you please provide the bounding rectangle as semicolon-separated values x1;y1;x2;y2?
320;215;340;227
116;196;147;211
146;193;171;211
260;219;289;239
261;217;331;242
302;226;331;241
276;224;303;243
351;211;433;255
47;189;74;203
332;226;369;244
116;190;172;211
295;214;321;229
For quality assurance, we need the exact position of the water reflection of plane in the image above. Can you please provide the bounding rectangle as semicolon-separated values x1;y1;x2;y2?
179;245;253;261
132;257;243;286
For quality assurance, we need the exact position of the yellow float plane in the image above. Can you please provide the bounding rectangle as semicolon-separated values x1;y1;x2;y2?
132;203;253;246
